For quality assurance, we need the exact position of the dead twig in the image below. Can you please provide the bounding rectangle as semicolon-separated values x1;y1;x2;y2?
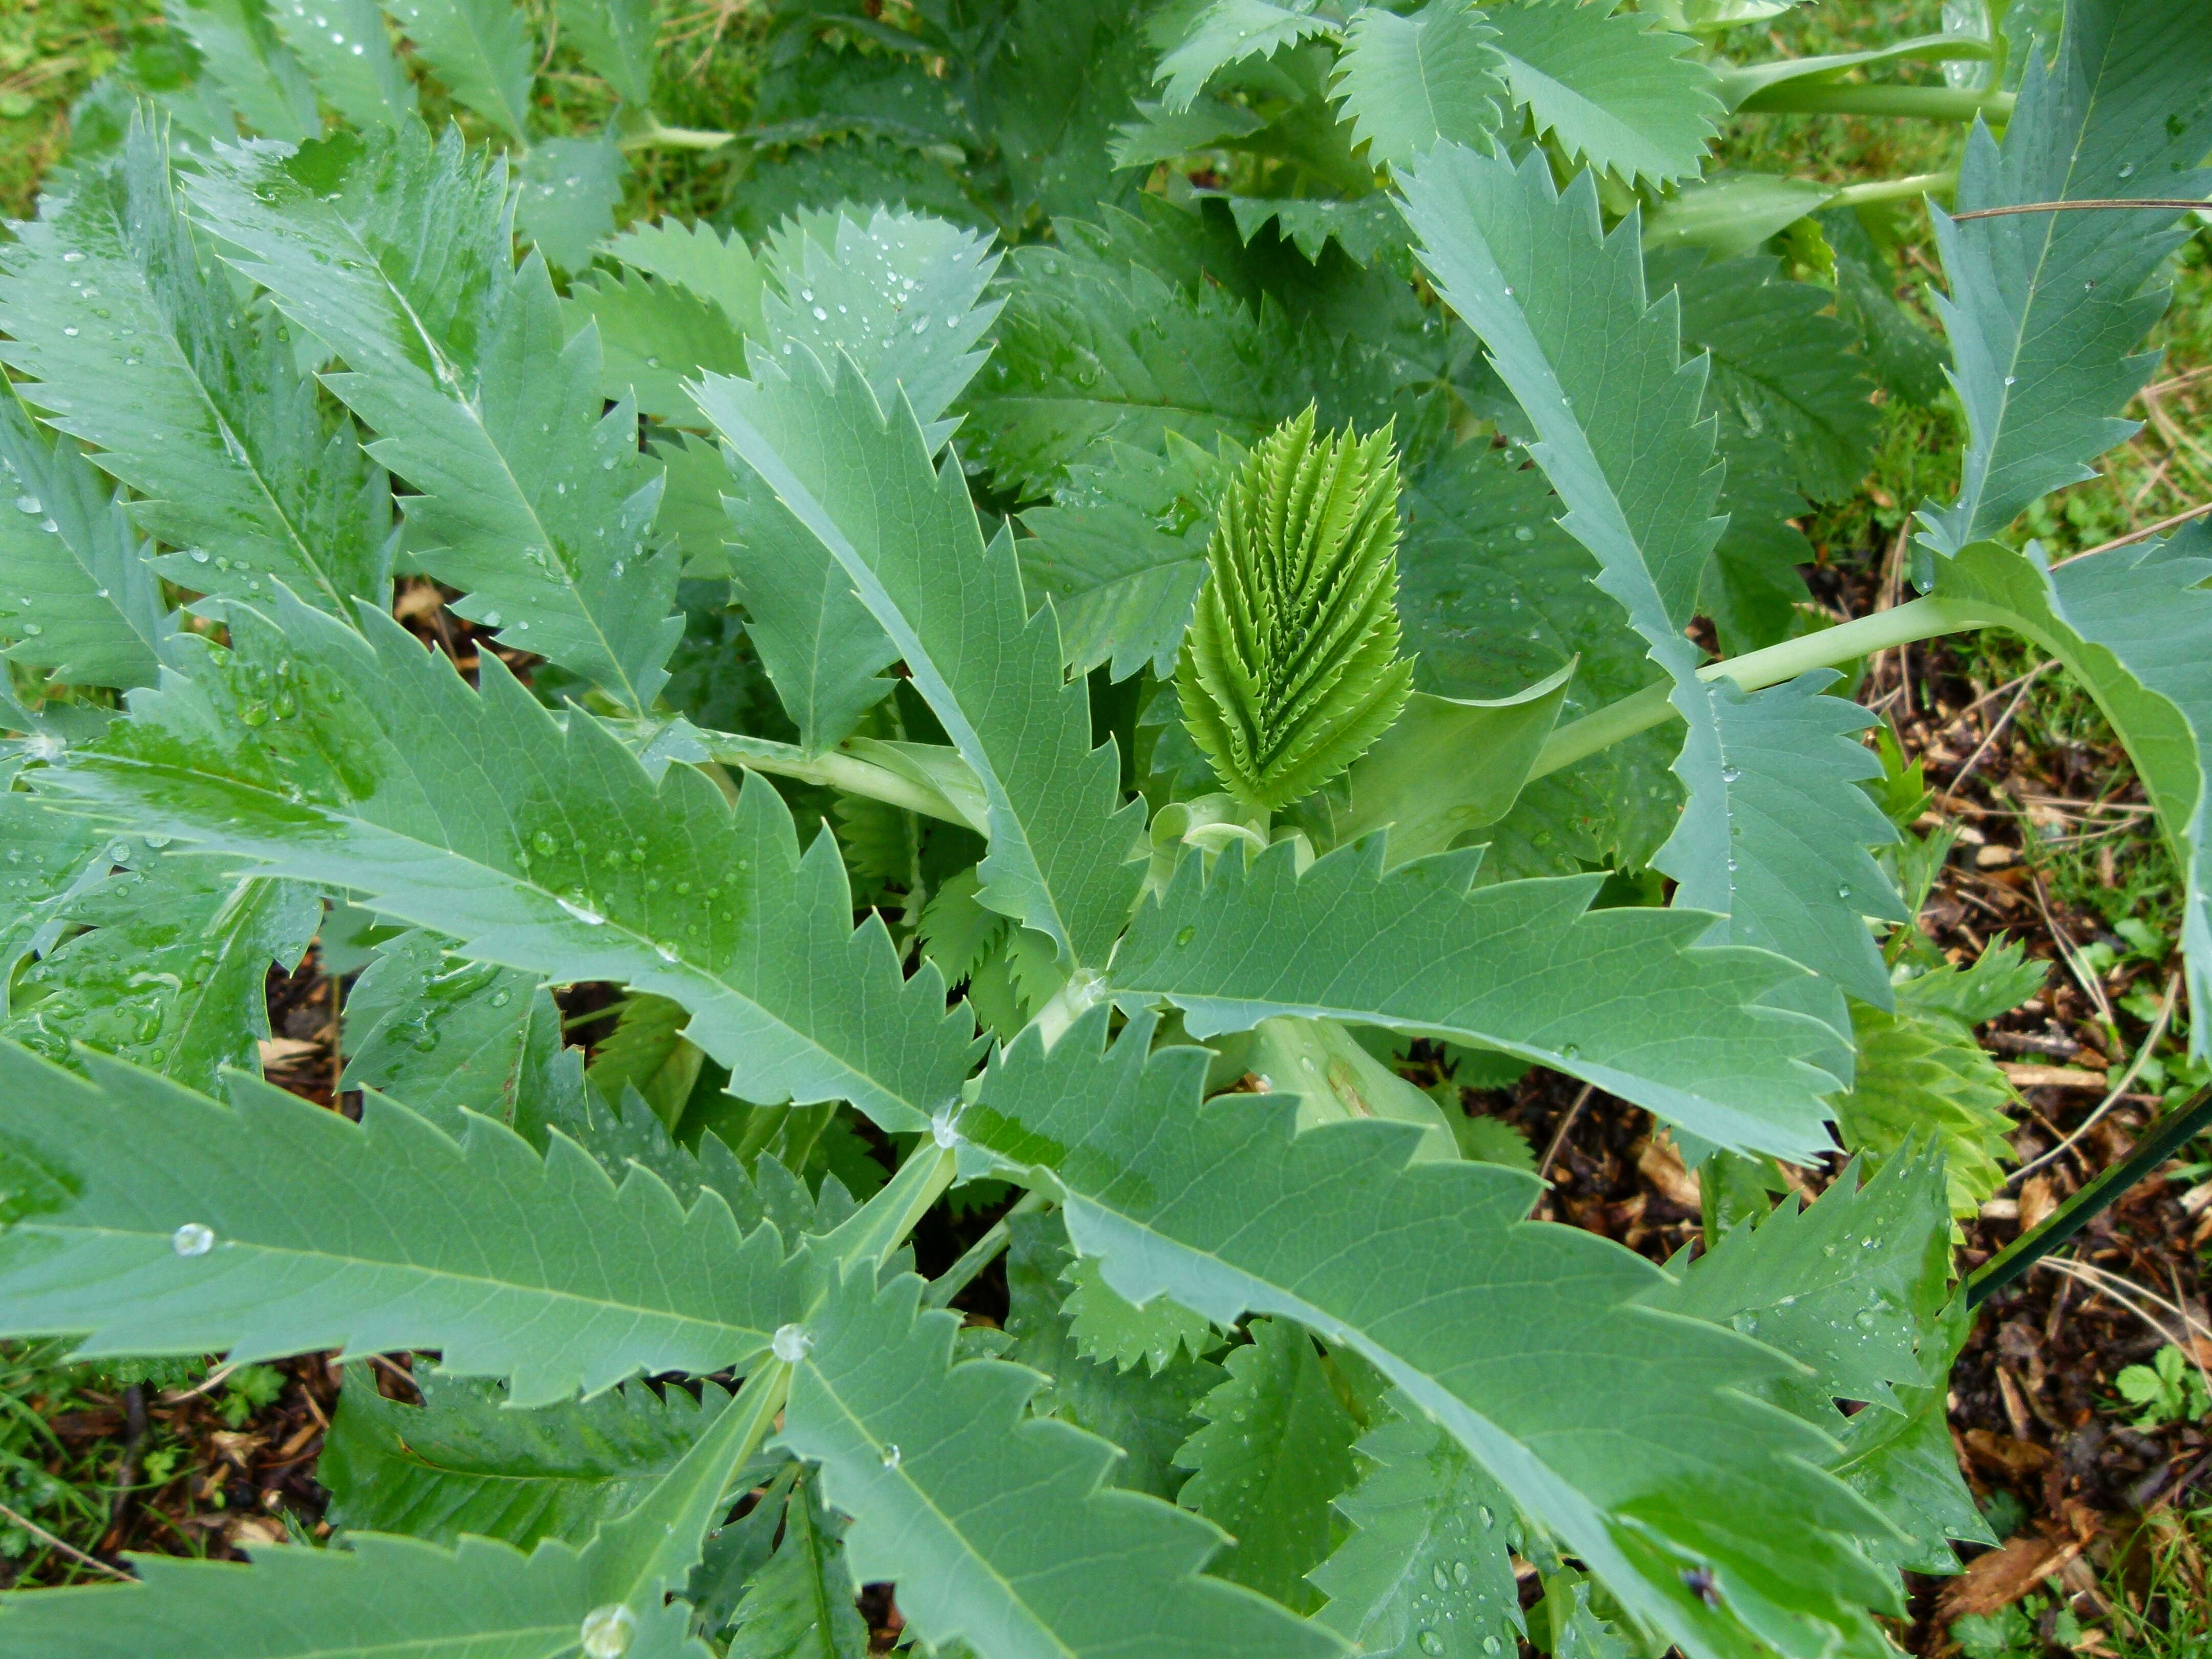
1538;1083;1596;1183
0;1502;134;1582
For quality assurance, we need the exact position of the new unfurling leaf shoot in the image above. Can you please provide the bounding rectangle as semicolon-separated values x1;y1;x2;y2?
1177;408;1415;813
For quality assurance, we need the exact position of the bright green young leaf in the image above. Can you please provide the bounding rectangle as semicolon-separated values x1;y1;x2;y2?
695;354;1146;969
606;218;768;336
966;1011;1899;1659
0;1353;786;1659
1832;1001;2019;1223
1332;0;1506;168
1155;0;1339;111
1308;1398;1523;1659
585;992;704;1127
1175;1316;1359;1611
0;118;394;619
380;0;536;138
1221;195;1411;268
162;0;319;139
1177;408;1415;814
4;845;318;1096
266;0;418;129
1018;434;1224;682
1933;531;2212;1056
1111;837;1846;1162
0;793;111;1010
1110;97;1268;171
322;1368;730;1549
1483;0;1722;188
38;595;983;1135
1714;30;1993;109
722;1467;869;1659
0;1046;811;1403
1401;144;1901;1009
185;121;680;712
0;393;174;692
558;0;657;104
566;266;753;423
1920;0;2212;556
779;1263;1341;1659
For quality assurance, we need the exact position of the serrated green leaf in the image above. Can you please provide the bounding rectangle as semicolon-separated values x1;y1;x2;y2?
517;132;631;270
0;793;112;1015
1018;435;1223;682
1063;1251;1216;1373
5;845;318;1096
343;930;549;1121
1402;145;1900;1009
558;0;657;105
1646;1144;1949;1419
1222;195;1411;268
1174;1316;1358;1611
696;353;1146;970
1332;0;1505;169
186;121;679;712
1921;0;2212;556
39;594;982;1135
163;0;319;140
1002;1208;1221;1500
322;1367;729;1549
1641;173;1838;264
779;1262;1340;1659
967;1010;1898;1659
1933;533;2212;1057
586;992;705;1128
0;118;395;619
1484;0;1721;188
381;0;535;138
0;392;175;691
652;430;739;577
1827;1298;1993;1575
607;219;767;336
917;866;1011;988
566;268;752;424
0;1351;785;1659
1832;1001;2016;1222
1308;1397;1522;1659
1111;839;1845;1160
1110;97;1269;170
266;0;418;129
1155;0;1339;111
1666;251;1880;506
716;208;1002;752
723;1468;869;1659
960;241;1305;499
0;1046;812;1402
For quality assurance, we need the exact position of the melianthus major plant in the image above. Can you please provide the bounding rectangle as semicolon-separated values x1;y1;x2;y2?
0;0;2207;1652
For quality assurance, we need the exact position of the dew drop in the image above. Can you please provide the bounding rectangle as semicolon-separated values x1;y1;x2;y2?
61;327;78;337
1484;1638;1504;1655
812;305;830;321
2119;161;2137;179
1720;764;1741;783
771;1323;811;1363
532;829;558;857
491;989;511;1007
1434;1564;1453;1591
1513;524;1534;542
1836;883;1851;899
12;496;39;515
579;1604;636;1659
880;1442;903;1468
1418;1633;1446;1656
172;1222;216;1257
1175;924;1195;947
1477;1504;1495;1528
654;940;681;963
557;897;606;926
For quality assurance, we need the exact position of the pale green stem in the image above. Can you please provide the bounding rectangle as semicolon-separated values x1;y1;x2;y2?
1738;84;2014;121
618;121;737;152
688;729;981;830
924;1190;1052;1308
1831;169;1958;208
1527;596;1993;781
